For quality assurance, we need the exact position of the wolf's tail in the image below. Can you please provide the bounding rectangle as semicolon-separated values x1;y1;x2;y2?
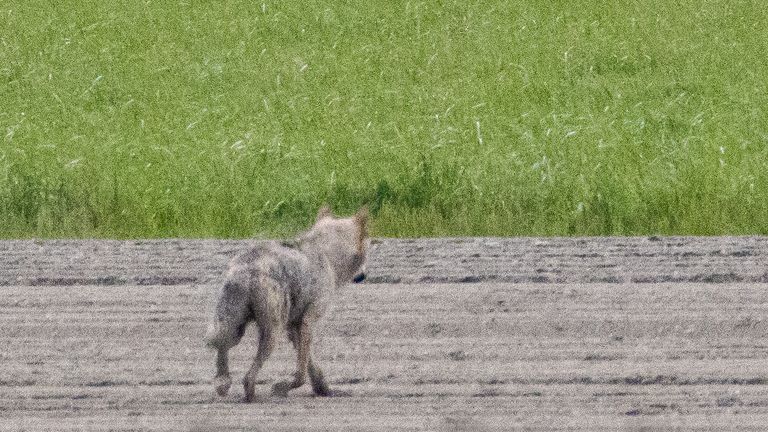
204;280;249;350
204;320;228;349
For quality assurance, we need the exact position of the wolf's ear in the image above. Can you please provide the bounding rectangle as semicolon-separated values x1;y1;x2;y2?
354;206;369;236
316;204;333;222
354;206;369;252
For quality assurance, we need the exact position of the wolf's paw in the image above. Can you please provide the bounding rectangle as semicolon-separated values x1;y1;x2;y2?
271;381;292;398
314;388;352;398
214;375;231;397
311;381;331;396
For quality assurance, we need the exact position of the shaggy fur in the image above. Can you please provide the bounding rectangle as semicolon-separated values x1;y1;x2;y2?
205;206;370;401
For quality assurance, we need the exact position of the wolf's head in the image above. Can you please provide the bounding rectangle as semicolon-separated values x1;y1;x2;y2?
300;205;370;286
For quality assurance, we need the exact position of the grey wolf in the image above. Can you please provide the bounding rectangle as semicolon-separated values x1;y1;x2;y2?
205;205;370;402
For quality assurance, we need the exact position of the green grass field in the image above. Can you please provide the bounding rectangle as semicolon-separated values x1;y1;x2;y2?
2;1;767;238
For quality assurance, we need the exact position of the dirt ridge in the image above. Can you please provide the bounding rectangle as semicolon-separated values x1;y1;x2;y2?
1;236;767;286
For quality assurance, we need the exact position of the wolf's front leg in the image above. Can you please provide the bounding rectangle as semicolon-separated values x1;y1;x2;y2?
272;320;312;397
307;359;351;397
307;358;330;396
285;323;333;395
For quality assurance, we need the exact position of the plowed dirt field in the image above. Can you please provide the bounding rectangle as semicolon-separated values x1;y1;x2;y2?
1;237;767;430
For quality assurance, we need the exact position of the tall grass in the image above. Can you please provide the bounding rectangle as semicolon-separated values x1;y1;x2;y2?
1;1;767;238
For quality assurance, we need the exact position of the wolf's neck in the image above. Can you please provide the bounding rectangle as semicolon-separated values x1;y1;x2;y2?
295;238;341;288
296;237;327;263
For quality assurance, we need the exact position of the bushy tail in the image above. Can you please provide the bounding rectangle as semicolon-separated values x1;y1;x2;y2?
204;320;227;349
204;280;249;350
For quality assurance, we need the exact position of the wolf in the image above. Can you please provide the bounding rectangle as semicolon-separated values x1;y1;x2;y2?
205;205;370;402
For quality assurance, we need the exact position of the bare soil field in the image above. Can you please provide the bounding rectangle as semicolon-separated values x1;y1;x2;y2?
1;237;767;431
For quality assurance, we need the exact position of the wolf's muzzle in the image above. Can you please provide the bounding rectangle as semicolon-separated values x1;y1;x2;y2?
353;273;366;283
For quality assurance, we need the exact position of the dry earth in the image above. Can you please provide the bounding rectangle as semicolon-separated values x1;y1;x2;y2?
1;237;767;431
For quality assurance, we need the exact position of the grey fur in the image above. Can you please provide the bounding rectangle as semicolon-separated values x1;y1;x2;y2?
205;206;369;401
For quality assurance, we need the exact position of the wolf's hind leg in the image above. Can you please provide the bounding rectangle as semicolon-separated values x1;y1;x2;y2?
242;325;275;403
208;279;253;397
214;348;232;396
207;320;247;397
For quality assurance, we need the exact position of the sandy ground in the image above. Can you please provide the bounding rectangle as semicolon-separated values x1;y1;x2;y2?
1;237;767;431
